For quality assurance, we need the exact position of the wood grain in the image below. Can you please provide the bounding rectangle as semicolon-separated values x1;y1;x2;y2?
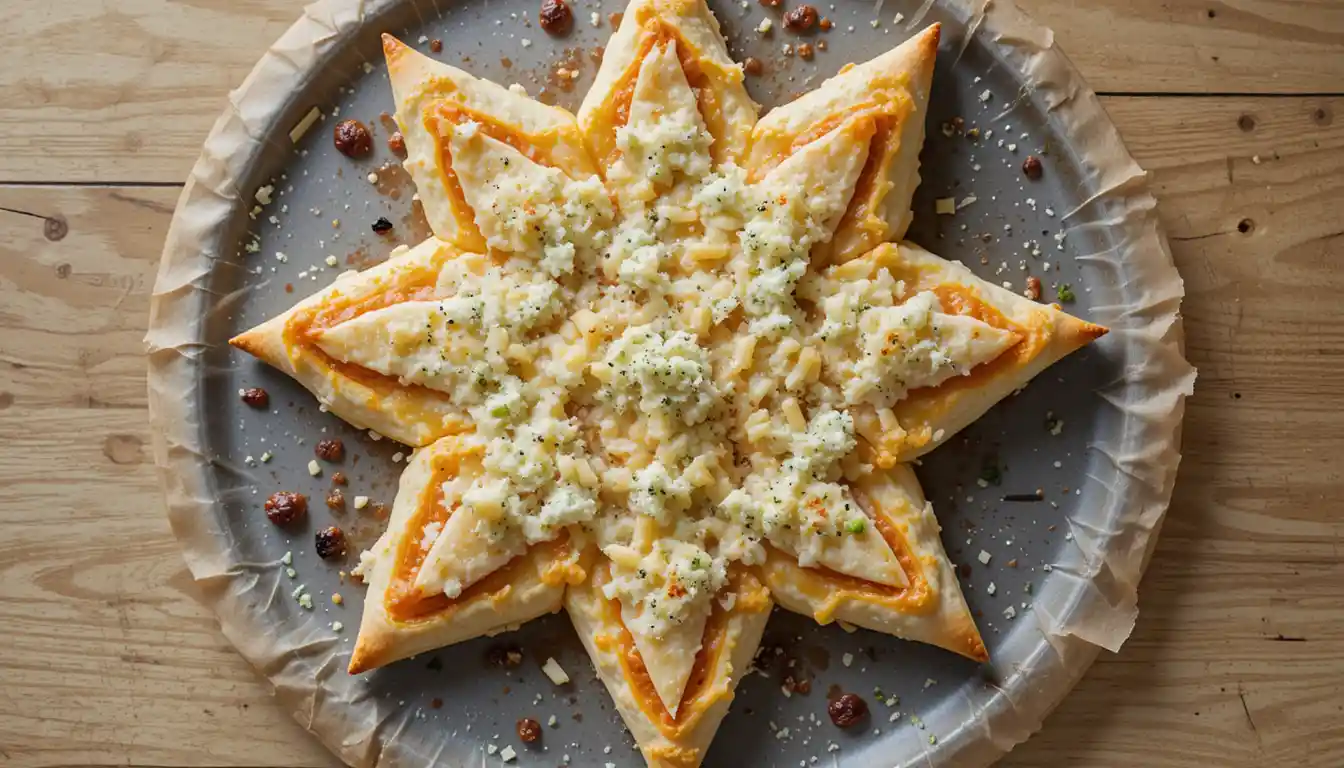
2;93;1341;767
1;0;1342;183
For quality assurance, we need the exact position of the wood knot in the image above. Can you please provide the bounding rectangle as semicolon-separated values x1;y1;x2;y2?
44;215;68;241
1312;106;1332;127
103;434;144;465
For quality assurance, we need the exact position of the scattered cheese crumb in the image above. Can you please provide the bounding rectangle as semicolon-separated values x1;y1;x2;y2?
978;550;992;565
298;593;314;610
841;653;854;667
500;746;517;762
548;715;558;727
590;11;601;26
757;18;773;34
354;495;370;509
255;185;274;205
260;451;273;463
308;459;322;476
332;621;344;632
281;551;293;566
935;197;957;215
987;582;997;596
332;593;344;605
367;172;379;184
325;255;338;267
1004;605;1017;619
520;38;533;48
542;657;570;685
289;107;321;143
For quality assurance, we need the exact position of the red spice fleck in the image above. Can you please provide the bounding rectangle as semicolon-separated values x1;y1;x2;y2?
1022;155;1044;180
783;5;818;31
332;119;373;158
827;692;868;728
387;131;406;156
240;387;269;408
315;438;345;462
265;492;307;526
539;0;573;35
430;697;443;709
331;471;348;486
516;717;542;743
743;57;764;76
315;526;347;559
429;39;443;53
326;488;346;512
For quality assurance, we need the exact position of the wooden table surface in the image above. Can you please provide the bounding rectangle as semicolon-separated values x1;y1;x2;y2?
3;1;1343;766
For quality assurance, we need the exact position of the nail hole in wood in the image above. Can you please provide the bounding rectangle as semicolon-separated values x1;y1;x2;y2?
1237;114;1256;132
1207;9;1216;18
1237;218;1255;235
1313;107;1332;126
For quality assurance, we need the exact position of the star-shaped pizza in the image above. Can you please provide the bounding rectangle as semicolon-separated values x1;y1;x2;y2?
230;0;1106;763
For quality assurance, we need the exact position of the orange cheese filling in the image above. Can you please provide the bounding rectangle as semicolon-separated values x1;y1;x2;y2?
602;568;764;739
594;20;727;169
384;450;570;622
425;103;575;251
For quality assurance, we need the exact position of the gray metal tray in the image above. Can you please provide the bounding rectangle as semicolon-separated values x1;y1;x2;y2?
149;0;1192;765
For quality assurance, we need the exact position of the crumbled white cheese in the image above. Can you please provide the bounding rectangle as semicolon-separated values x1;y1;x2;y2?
541;657;570;685
978;550;993;565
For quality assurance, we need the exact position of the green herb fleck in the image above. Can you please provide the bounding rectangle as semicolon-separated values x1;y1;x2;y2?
1057;284;1076;303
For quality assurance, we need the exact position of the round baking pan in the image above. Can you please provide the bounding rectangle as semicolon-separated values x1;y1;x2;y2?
146;0;1194;765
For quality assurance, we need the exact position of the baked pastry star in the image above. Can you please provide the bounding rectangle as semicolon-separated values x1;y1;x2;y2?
230;1;1106;764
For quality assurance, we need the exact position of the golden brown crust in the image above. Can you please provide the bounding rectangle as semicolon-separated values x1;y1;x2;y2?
757;464;987;662
746;25;940;265
228;238;473;447
348;437;573;674
565;558;772;766
845;242;1108;467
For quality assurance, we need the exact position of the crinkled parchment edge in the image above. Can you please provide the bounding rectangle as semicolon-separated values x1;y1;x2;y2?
144;0;1196;765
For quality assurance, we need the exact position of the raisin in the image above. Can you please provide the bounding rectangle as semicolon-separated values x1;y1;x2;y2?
240;387;269;408
331;471;348;486
314;526;347;559
1025;276;1042;301
538;0;573;35
818;17;833;31
796;42;814;59
387;131;406;156
827;692;868;728
265;492;307;526
315;438;345;462
371;217;394;234
1022;155;1044;180
516;717;542;743
783;4;818;31
743;57;764;76
326;488;346;511
332;119;373;158
429;39;443;53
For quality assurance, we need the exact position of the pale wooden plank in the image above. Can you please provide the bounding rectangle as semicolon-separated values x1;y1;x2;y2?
2;93;1343;768
1;0;1342;183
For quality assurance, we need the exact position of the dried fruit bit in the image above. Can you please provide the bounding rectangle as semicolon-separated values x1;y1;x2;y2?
265;491;307;526
516;717;542;743
371;217;394;234
743;57;764;76
827;692;868;728
430;697;444;709
315;437;345;462
783;4;818;31
819;17;833;31
1057;284;1076;303
333;119;373;158
1025;276;1042;301
326;488;346;511
487;645;525;668
429;38;443;53
758;0;782;7
796;42;814;60
538;0;573;35
331;471;348;486
240;387;269;408
387;131;406;156
315;526;347;559
1022;154;1044;180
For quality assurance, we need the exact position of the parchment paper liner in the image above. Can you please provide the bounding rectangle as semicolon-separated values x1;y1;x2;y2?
146;0;1196;765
